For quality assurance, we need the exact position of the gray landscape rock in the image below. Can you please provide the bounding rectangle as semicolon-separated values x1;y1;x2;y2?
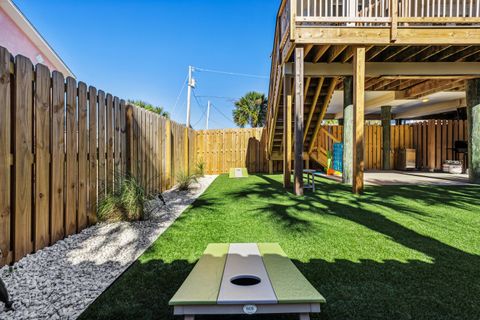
0;175;217;320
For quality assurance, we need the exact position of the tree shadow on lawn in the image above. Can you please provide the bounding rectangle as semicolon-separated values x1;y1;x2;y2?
79;175;480;320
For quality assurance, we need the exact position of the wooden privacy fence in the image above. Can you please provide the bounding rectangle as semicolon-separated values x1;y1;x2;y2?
195;128;268;174
412;120;468;171
0;46;193;266
310;121;468;170
310;124;399;170
128;107;195;195
196;121;468;176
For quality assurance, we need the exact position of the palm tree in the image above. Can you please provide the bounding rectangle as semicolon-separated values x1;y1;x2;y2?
128;100;170;118
232;92;268;128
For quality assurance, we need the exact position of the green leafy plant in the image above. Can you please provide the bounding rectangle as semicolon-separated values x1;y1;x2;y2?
232;92;268;128
128;100;170;118
97;175;146;222
195;160;206;177
176;171;198;191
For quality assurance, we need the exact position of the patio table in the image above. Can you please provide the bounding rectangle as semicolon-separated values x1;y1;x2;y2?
169;243;325;320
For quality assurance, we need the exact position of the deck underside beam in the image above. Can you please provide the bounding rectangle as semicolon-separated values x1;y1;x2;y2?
284;62;480;77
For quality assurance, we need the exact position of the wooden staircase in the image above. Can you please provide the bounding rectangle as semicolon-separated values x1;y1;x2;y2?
270;76;339;164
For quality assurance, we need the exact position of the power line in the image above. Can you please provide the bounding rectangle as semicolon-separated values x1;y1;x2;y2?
191;90;209;129
170;73;189;117
211;102;236;125
194;66;268;80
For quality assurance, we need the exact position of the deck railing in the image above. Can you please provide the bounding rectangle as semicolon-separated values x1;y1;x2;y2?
279;0;480;34
295;0;480;24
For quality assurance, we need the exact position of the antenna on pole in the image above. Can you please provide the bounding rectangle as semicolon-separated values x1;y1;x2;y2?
206;101;211;130
186;66;195;127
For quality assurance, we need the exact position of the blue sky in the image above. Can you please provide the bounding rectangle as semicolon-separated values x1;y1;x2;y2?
15;0;280;129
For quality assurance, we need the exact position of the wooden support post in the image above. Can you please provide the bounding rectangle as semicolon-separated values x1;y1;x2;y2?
353;47;365;194
427;119;436;172
268;160;274;174
343;76;353;185
165;119;172;188
467;79;480;183
381;106;392;170
184;127;189;174
294;47;304;196
283;77;292;188
126;105;134;175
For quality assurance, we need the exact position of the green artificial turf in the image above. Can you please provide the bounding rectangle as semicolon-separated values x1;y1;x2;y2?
80;174;480;320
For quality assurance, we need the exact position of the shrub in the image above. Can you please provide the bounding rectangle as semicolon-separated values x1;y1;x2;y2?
176;171;198;191
195;160;205;177
97;175;146;222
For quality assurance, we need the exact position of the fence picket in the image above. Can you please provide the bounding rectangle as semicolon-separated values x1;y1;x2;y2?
14;55;34;261
0;47;11;265
34;64;51;250
78;82;88;230
88;86;98;225
51;71;65;244
65;77;78;236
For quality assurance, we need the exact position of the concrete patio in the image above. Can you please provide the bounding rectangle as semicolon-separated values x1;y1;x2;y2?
316;170;471;186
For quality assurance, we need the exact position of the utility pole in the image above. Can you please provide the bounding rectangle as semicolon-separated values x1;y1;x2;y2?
206;101;211;130
186;66;195;127
184;66;195;174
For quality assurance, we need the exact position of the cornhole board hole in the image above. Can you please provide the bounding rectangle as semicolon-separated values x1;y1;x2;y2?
229;168;249;178
170;243;325;320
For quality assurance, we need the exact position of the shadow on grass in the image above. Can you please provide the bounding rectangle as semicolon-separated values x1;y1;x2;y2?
79;174;480;320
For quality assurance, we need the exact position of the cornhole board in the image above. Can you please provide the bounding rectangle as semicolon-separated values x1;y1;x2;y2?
229;168;249;178
169;243;325;320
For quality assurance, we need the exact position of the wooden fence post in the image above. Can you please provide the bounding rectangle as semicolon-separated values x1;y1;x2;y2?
88;86;98;225
165;119;172;188
428;119;436;172
184;127;189;174
381;106;392;170
0;47;12;265
126;104;134;176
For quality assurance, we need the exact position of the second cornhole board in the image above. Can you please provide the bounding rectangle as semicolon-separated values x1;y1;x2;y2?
170;243;325;319
229;168;249;178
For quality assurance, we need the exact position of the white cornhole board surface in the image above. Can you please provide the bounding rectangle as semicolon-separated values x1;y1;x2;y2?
218;243;277;304
229;168;249;178
170;243;325;319
235;168;243;177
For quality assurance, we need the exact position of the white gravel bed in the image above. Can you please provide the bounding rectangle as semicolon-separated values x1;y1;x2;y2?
0;175;218;320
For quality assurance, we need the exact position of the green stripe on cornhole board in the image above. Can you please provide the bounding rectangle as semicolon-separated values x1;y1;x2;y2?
258;243;326;304
169;243;229;306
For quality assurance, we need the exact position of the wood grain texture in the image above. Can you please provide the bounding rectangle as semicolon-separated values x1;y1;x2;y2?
65;77;78;236
14;55;34;261
97;90;106;198
78;82;88;230
88;86;98;225
114;97;121;189
0;47;12;265
294;47;305;196
353;47;366;194
51;71;65;244
34;63;51;251
120;100;127;174
106;94;114;193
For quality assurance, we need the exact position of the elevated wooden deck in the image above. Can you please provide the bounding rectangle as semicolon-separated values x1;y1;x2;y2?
266;0;480;193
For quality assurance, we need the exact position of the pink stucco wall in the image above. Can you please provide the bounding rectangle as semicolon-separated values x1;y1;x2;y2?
0;7;56;70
